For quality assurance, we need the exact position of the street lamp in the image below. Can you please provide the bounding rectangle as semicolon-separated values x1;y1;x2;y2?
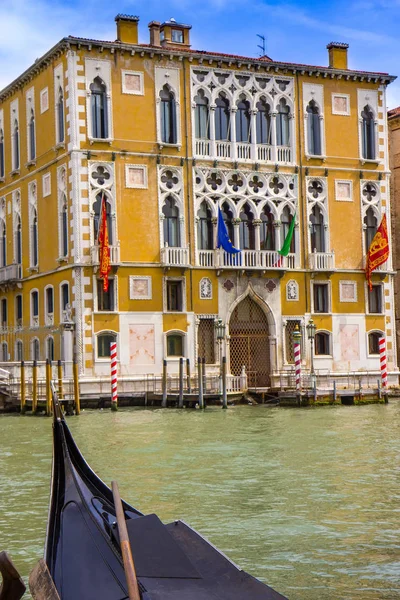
306;318;317;376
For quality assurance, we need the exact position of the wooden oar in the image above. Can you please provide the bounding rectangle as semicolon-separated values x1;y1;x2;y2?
111;481;141;600
0;551;26;600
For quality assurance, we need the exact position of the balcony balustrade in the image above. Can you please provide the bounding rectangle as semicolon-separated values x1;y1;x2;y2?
308;250;335;271
197;249;296;270
195;138;292;164
161;246;190;268
0;263;22;283
90;244;120;266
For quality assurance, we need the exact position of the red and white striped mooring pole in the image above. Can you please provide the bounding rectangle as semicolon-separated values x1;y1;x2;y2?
110;342;118;411
293;325;302;403
379;336;388;401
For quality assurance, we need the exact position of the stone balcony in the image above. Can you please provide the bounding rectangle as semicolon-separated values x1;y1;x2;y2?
197;249;296;270
195;140;293;164
160;246;190;268
308;250;335;271
0;263;22;284
90;244;120;266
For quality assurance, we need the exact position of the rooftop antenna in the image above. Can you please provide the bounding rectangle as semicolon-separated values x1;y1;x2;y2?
257;34;266;57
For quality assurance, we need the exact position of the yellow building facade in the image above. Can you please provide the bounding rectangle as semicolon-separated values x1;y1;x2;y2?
0;15;396;388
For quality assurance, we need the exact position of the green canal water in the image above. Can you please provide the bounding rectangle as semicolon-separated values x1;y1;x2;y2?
1;404;400;599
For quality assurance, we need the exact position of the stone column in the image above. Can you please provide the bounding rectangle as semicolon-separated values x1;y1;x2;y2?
210;105;216;158
230;107;237;161
251;109;258;161
271;112;277;163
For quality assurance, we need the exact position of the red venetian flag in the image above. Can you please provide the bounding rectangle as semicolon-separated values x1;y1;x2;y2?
98;194;111;292
365;213;390;291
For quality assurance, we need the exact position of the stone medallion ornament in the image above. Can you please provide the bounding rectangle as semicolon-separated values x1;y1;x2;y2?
265;279;277;293
223;279;234;292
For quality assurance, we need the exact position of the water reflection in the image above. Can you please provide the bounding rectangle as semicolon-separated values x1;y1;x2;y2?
1;404;400;599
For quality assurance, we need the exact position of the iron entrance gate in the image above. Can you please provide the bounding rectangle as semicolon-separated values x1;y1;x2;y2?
229;296;270;387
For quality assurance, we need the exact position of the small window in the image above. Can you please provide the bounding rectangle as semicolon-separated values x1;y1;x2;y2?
368;332;381;355
97;279;115;311
98;332;116;358
56;87;65;144
46;337;54;361
1;298;7;326
160;85;177;144
171;29;183;43
61;283;69;312
28;110;35;161
315;332;330;355
313;283;329;313
167;333;183;356
361;105;375;160
15;295;22;325
12;120;19;171
306;99;322;156
31;338;40;361
90;77;108;139
368;285;382;314
0;129;4;178
15;340;23;361
46;287;54;317
166;280;183;311
1;342;8;361
31;291;39;317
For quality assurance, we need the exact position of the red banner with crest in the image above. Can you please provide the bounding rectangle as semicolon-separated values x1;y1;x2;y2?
365;213;389;291
98;194;111;292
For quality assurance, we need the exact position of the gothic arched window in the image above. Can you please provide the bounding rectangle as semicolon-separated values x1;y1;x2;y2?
57;87;65;143
31;209;38;267
310;204;325;252
28;110;35;161
215;94;230;141
46;336;54;361
162;196;180;247
256;99;271;144
276;99;290;146
260;205;275;250
197;201;213;250
306;99;322;156
221;202;234;243
281;206;295;253
0;129;4;178
12;120;19;170
15;215;22;264
160;85;177;144
364;207;377;251
93;194;113;245
239;203;255;250
236;95;251;143
61;194;68;257
361;105;375;160
90;77;108;139
0;220;6;268
194;90;209;139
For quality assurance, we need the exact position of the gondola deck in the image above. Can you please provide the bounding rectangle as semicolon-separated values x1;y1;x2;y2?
44;394;288;599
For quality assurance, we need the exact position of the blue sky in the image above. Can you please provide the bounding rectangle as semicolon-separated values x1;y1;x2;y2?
1;0;400;107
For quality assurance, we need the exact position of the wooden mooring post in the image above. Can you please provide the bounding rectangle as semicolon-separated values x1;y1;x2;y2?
198;358;204;409
73;359;80;415
57;360;63;401
202;357;206;405
222;356;227;409
162;359;167;408
45;359;52;416
186;358;191;393
20;360;26;414
32;360;38;414
178;357;184;408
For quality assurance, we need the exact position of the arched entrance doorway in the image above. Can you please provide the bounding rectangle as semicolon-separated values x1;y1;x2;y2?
229;295;271;387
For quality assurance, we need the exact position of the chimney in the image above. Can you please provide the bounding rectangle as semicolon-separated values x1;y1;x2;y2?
115;14;139;45
148;21;161;46
327;42;349;70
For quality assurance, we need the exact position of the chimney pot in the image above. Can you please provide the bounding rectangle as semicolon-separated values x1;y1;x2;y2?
148;21;161;47
327;42;349;70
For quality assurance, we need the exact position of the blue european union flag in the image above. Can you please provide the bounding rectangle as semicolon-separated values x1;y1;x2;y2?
216;207;240;254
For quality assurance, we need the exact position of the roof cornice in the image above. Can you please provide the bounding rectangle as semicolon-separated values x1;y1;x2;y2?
0;36;396;102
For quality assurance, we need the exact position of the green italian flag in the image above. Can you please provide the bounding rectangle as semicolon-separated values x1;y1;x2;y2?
278;212;296;257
